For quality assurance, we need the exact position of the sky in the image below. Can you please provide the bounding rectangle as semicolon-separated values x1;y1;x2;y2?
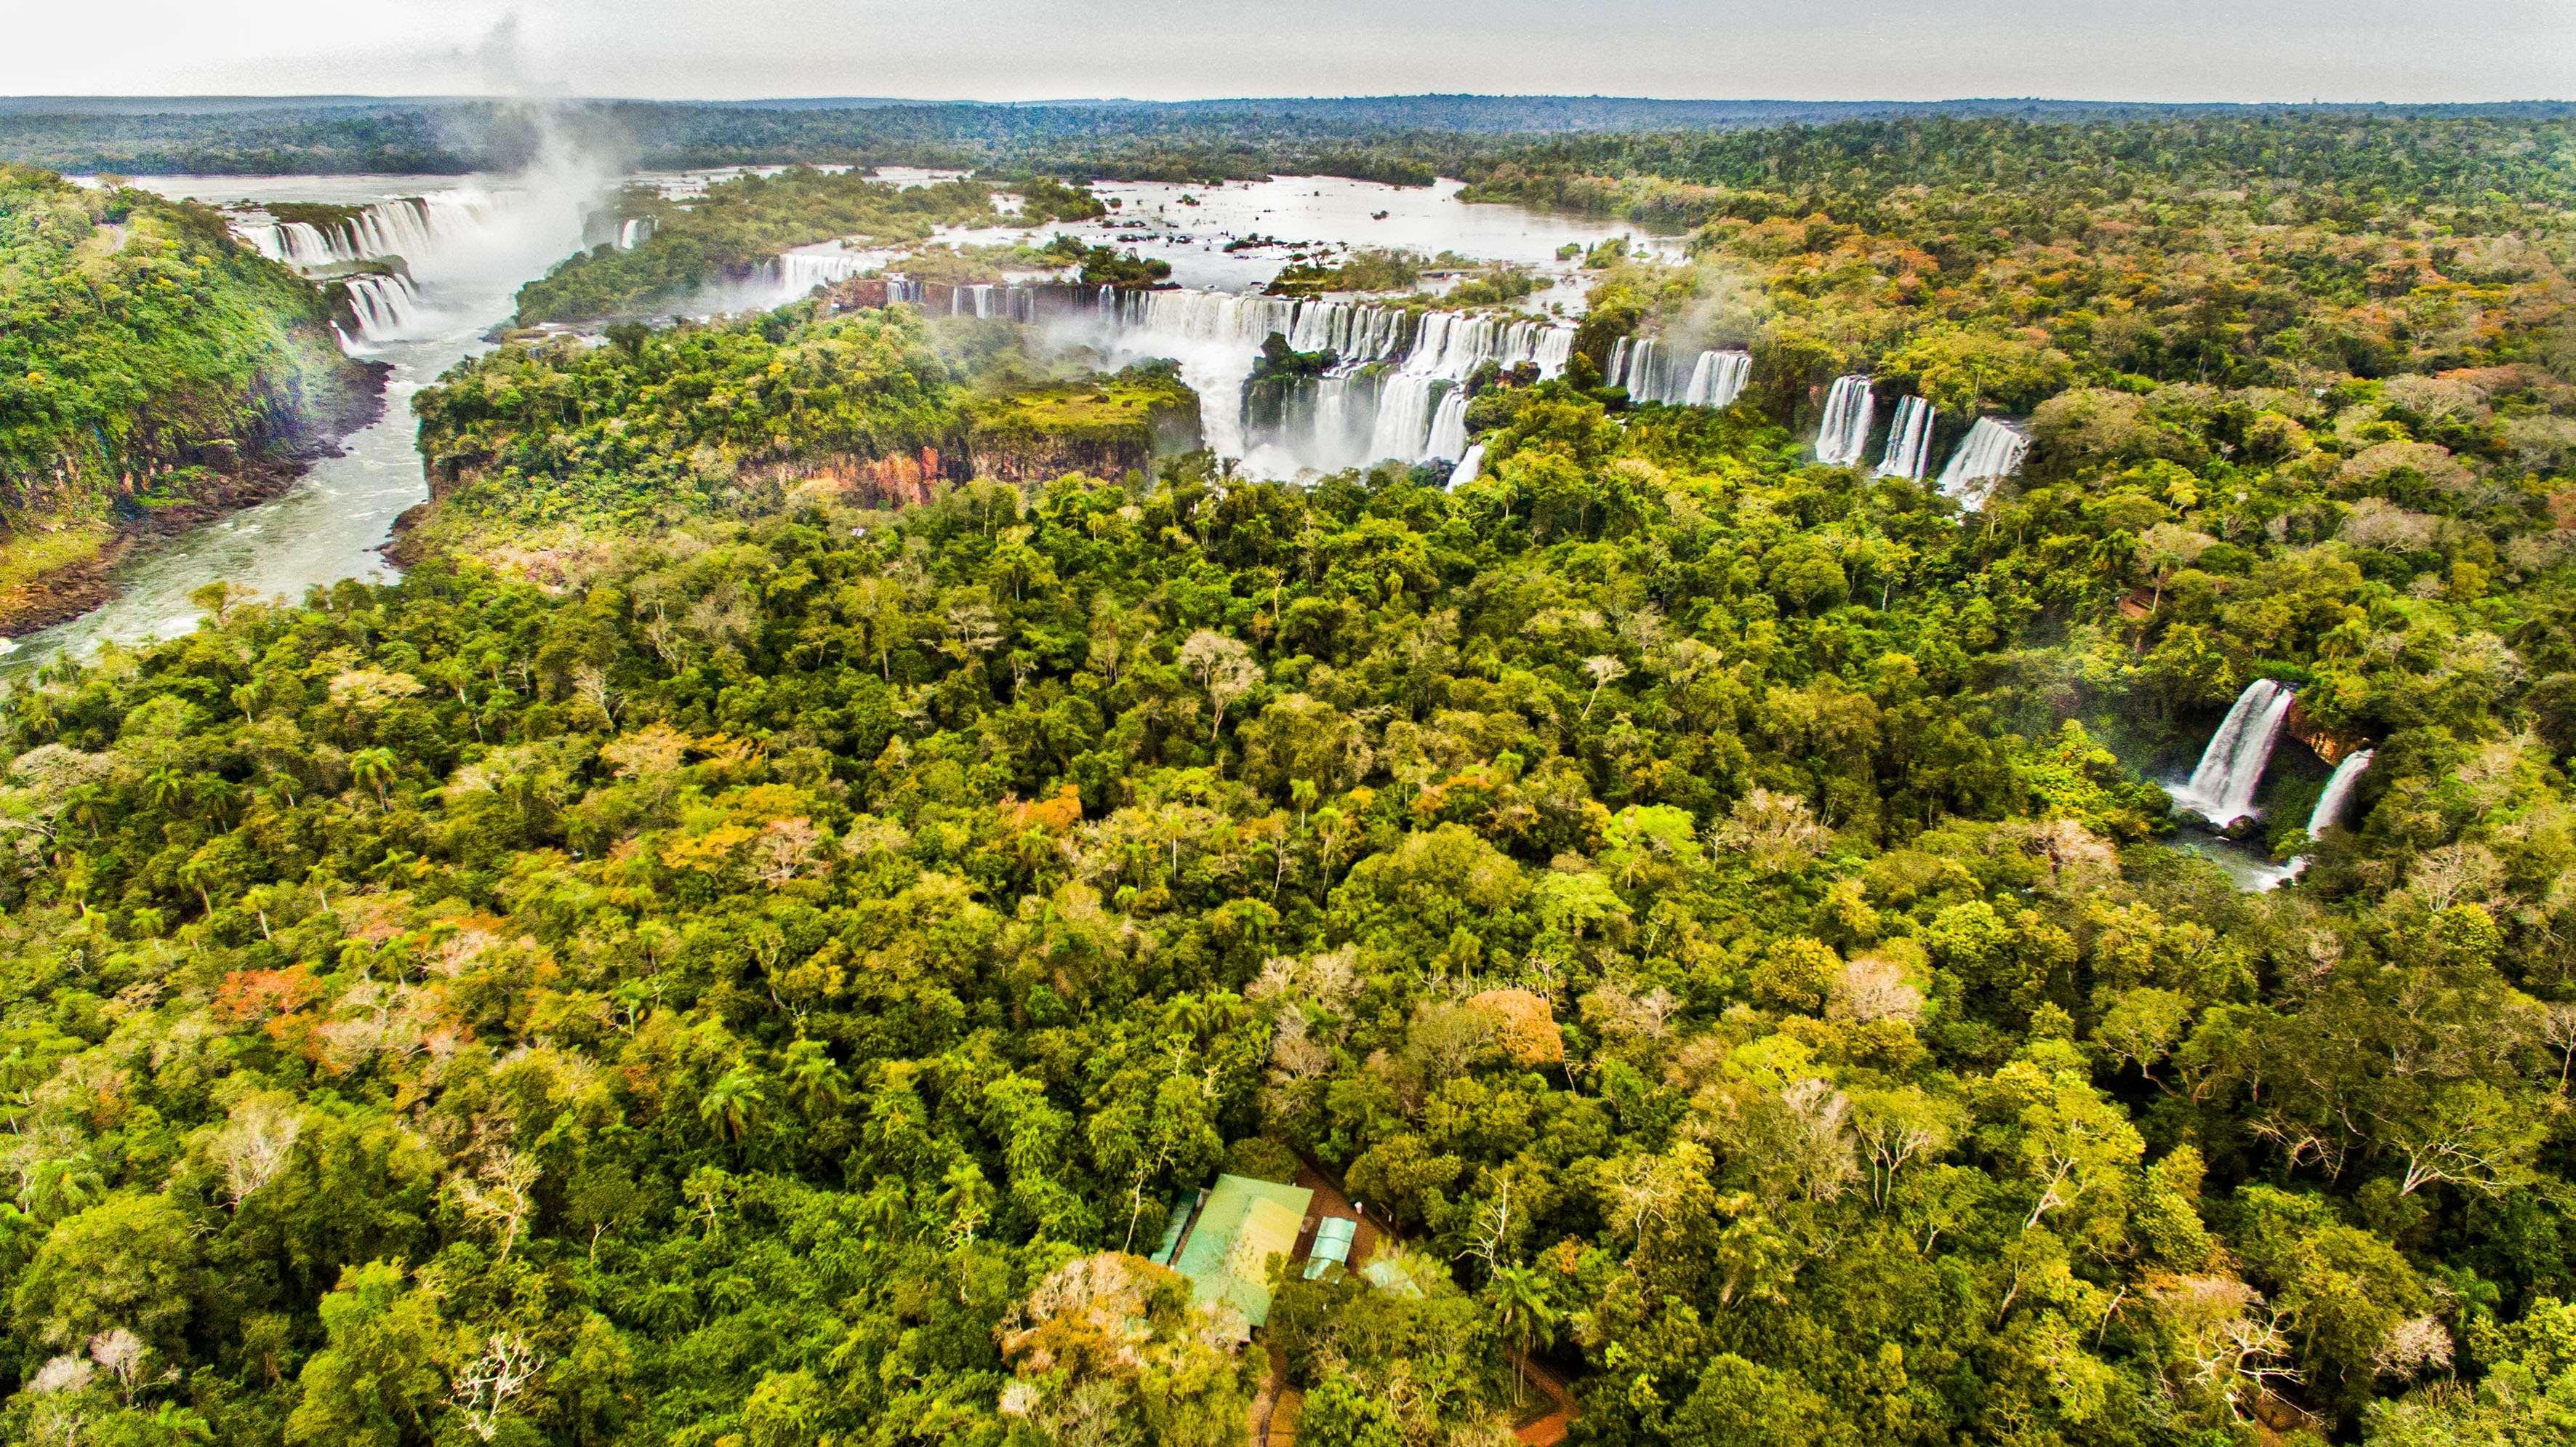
1;0;2570;104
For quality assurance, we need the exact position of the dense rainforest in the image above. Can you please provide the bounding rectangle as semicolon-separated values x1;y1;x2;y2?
1;104;2576;1447
0;165;377;635
4;95;2567;185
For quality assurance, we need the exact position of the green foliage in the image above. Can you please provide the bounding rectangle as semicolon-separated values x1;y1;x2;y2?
0;165;366;551
514;167;1011;324
4;103;2576;1447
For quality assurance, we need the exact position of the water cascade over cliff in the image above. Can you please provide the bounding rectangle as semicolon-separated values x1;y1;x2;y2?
2172;680;2298;828
1083;287;1573;471
240;195;497;273
1814;376;1877;466
618;217;655;250
1935;417;2033;508
2306;749;2375;840
337;273;424;345
1606;339;1752;408
1448;441;1486;490
1876;396;1935;481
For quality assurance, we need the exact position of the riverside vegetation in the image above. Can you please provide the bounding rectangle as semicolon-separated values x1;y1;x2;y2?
513;169;1103;326
1;108;2575;1447
0;166;377;633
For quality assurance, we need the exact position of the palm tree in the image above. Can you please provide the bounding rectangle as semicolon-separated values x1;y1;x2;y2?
144;766;187;812
699;1066;767;1147
350;748;398;810
781;1039;846;1121
1485;1264;1560;1404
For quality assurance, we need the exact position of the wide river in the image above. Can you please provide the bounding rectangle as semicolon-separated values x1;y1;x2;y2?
1;170;1664;677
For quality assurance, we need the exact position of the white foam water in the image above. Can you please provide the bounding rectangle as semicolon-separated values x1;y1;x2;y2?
1876;396;1935;481
1934;417;2032;508
2172;680;2297;828
1814;375;1876;466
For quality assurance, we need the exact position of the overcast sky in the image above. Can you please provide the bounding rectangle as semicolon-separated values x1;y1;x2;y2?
5;1;2570;103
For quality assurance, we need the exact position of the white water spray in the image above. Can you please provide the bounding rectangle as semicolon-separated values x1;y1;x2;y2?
1876;396;1935;481
1935;417;2032;508
1814;376;1876;465
2172;680;2297;828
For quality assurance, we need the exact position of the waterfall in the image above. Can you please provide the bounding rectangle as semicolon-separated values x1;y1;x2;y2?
2306;750;2375;840
1814;375;1877;465
1086;286;1573;472
1609;339;1750;407
1934;417;2032;508
1876;396;1935;481
1447;441;1486;490
617;217;655;249
2172;681;2297;828
339;273;423;343
779;249;867;292
236;194;495;274
1424;387;1470;462
1682;350;1752;409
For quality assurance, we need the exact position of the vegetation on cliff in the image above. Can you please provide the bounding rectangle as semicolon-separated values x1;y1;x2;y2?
510;168;1105;326
409;304;1198;567
0;165;375;628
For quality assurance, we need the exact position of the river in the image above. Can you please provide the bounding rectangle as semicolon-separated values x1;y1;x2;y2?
1;169;1660;676
0;172;595;679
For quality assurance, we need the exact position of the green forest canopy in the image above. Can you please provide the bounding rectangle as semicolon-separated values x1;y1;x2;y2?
0;108;2574;1447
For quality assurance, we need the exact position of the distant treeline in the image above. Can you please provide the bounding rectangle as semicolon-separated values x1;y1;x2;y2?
1;94;2570;181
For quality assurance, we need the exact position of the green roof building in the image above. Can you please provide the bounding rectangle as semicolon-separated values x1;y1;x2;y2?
1155;1173;1314;1342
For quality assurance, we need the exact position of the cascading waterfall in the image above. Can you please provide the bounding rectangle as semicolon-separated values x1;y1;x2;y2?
2172;680;2298;828
1086;286;1574;470
1607;338;1751;407
618;217;655;249
238;194;495;273
1448;441;1486;490
778;249;867;292
1814;376;1877;465
338;273;423;343
1934;417;2033;508
2305;750;2375;841
1876;396;1935;481
1680;349;1752;408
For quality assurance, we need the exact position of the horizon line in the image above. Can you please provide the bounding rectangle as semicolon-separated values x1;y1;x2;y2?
4;92;2572;108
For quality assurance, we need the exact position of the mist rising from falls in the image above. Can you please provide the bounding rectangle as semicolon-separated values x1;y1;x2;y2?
1607;338;1751;408
1814;376;1877;465
2173;680;2297;828
1877;396;1935;481
1935;417;2033;508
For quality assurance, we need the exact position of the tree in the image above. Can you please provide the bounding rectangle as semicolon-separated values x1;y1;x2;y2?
350;748;398;810
1179;629;1261;740
699;1065;769;1147
12;1193;202;1356
1483;1264;1559;1403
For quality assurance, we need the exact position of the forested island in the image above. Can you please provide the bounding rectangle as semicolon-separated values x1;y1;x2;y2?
513;170;1102;326
0;166;380;636
1;100;2575;1447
